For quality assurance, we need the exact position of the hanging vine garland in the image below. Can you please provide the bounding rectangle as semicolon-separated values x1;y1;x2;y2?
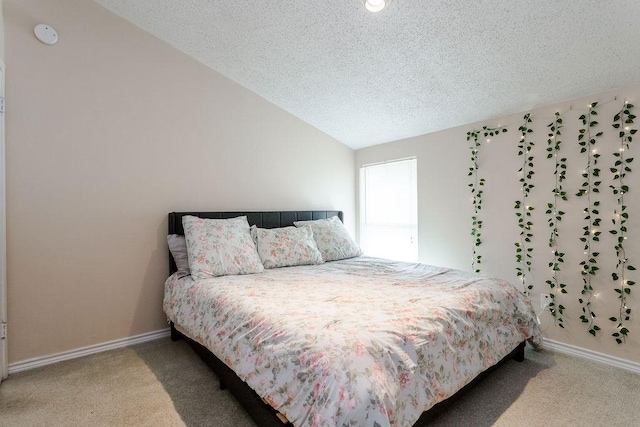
515;113;534;295
545;112;567;328
576;102;603;336
467;126;507;273
467;130;484;273
609;100;637;344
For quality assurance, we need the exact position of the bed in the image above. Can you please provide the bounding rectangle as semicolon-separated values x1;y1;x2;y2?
164;210;542;427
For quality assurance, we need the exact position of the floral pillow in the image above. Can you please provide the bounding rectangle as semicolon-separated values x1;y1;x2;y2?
254;225;324;269
182;215;264;280
293;216;362;261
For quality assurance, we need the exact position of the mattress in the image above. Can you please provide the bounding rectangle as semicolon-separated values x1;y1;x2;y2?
164;256;542;427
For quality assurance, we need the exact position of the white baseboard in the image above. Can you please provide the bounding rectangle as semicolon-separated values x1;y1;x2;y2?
8;330;639;376
8;328;170;374
543;338;640;374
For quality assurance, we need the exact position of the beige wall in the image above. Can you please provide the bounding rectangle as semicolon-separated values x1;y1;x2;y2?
357;85;640;363
5;0;355;363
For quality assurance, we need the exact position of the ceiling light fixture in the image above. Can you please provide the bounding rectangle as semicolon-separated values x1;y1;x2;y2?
365;0;386;12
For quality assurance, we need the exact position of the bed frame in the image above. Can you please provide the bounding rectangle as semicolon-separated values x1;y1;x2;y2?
167;210;526;427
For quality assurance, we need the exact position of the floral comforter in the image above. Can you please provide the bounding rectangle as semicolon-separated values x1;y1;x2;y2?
164;257;542;427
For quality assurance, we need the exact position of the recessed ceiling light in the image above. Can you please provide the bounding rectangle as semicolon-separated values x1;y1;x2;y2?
365;0;386;12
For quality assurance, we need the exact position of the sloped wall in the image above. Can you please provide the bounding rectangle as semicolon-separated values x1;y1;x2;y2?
5;0;354;363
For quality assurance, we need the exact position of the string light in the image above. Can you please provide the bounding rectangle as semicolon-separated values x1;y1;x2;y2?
577;101;601;336
468;125;507;274
610;99;635;344
516;113;533;295
546;110;567;328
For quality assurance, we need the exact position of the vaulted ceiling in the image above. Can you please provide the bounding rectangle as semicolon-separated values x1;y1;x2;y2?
92;0;640;149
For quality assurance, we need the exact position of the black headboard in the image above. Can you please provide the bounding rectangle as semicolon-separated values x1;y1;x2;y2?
167;210;343;274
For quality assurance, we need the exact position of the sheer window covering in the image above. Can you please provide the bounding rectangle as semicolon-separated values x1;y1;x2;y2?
360;158;418;262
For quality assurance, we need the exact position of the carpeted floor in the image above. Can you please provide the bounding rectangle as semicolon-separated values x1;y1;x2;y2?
1;339;638;426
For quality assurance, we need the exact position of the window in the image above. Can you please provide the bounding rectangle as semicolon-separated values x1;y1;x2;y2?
359;158;418;262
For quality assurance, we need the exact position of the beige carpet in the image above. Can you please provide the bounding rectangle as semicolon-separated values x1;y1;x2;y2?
1;339;638;427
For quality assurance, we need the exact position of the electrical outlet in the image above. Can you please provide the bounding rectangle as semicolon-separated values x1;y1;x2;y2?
540;293;550;310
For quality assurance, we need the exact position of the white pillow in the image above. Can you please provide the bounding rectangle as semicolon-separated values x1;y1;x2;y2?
254;225;324;268
293;216;362;261
182;215;264;279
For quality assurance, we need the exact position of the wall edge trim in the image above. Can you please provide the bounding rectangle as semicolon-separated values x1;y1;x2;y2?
543;338;640;374
8;328;170;374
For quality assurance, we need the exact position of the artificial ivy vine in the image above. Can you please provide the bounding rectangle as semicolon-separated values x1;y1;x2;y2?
609;100;637;344
576;102;603;336
515;113;534;295
464;98;640;344
467;126;507;273
545;112;567;328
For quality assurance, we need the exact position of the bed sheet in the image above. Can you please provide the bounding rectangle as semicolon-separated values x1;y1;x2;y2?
164;257;541;427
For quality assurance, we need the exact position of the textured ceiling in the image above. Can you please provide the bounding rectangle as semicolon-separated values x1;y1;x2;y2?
92;0;640;149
